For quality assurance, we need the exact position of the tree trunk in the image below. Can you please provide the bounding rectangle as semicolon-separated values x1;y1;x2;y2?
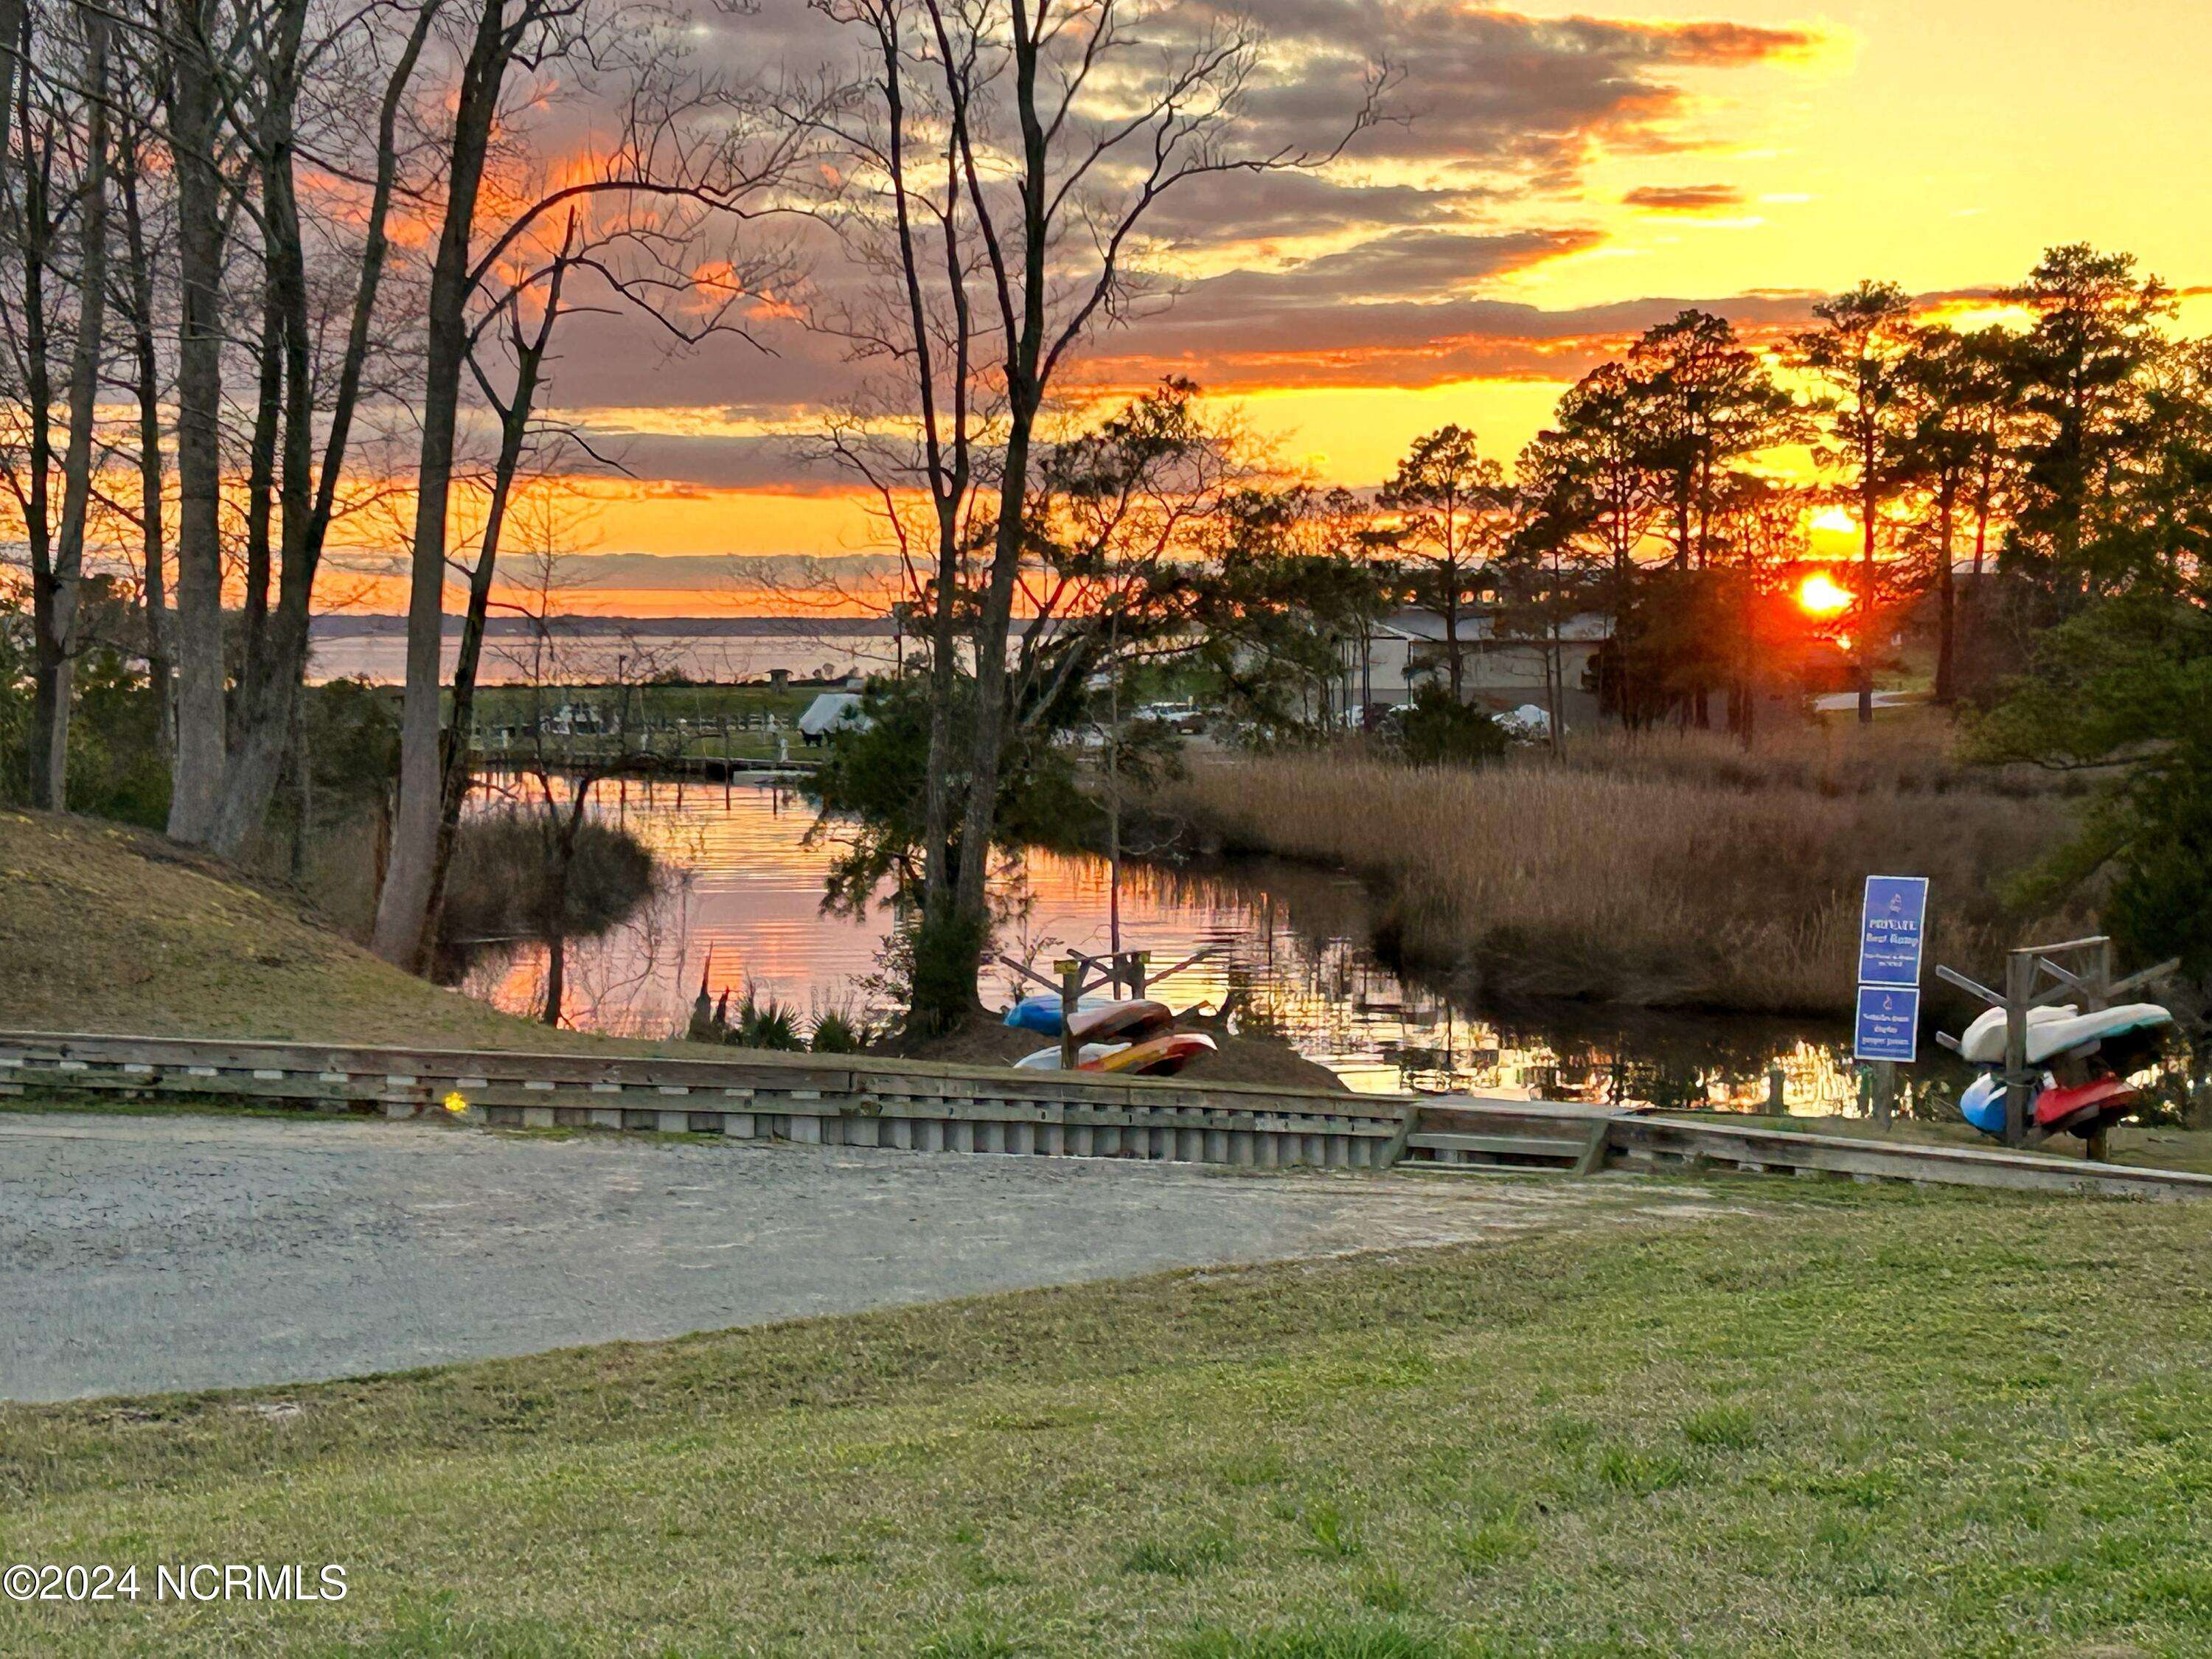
17;5;58;808
165;0;231;844
240;281;281;693
0;0;22;212
371;0;510;968
1933;483;1958;705
540;926;565;1026
208;0;429;857
428;400;534;934
1857;470;1877;726
118;129;171;763
36;3;110;810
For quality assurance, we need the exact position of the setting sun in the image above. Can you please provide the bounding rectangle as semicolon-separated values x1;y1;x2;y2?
1797;571;1855;618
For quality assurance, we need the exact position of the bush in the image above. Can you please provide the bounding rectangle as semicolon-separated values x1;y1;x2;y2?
734;990;805;1051
1385;685;1509;767
809;1005;866;1054
439;810;655;948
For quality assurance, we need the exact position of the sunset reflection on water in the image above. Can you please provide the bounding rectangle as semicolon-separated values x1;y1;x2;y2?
465;777;1866;1110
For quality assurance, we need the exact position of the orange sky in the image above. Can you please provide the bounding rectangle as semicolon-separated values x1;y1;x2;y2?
326;1;2212;617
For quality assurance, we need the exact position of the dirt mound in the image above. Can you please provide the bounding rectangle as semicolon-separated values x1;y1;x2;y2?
896;1013;1349;1093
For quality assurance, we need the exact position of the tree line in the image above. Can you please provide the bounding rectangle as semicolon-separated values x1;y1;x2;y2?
817;240;2212;1026
0;0;804;940
1;0;2202;1026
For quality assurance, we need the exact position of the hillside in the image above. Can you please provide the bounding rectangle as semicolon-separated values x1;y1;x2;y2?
0;810;669;1053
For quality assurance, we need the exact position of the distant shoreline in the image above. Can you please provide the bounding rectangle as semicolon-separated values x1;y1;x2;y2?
309;615;896;640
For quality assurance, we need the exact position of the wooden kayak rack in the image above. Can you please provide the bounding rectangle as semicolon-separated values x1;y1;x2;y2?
1933;935;2179;1154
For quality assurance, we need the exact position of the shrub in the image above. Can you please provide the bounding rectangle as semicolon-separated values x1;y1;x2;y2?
734;989;805;1051
439;810;655;950
1385;685;1509;768
809;1005;866;1054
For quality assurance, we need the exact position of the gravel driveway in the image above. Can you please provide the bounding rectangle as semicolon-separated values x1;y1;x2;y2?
1;1110;1708;1402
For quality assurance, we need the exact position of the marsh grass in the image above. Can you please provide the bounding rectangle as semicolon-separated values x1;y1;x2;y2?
1156;723;2091;1013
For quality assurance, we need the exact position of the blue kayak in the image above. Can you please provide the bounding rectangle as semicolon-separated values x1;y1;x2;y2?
1002;994;1108;1035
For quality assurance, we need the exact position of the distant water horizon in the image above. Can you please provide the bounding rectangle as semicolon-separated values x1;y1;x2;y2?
307;615;905;686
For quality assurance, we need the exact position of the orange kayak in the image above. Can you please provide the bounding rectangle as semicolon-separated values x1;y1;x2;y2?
1090;1032;1217;1077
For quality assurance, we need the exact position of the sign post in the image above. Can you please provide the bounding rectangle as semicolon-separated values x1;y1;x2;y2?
1853;876;1928;1126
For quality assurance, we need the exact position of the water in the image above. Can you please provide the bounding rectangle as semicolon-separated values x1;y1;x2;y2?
309;624;903;687
459;776;1879;1110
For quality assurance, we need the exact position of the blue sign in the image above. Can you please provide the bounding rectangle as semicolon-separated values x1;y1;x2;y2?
1857;875;1929;987
1855;985;1921;1062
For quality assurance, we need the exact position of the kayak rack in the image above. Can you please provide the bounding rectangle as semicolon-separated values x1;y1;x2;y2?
994;945;1220;1070
1935;935;2179;1154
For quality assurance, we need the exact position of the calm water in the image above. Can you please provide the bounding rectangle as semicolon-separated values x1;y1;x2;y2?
310;626;903;687
459;777;1877;1109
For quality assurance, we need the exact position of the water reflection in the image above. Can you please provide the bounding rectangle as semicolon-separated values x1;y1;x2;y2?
462;776;1882;1110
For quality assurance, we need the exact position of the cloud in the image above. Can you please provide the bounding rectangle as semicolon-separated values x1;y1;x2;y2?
1234;3;1822;190
1622;184;1749;214
1140;173;1499;245
506;1;1834;434
1077;290;1834;393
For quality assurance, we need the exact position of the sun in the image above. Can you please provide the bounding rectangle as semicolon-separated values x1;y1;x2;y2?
1796;570;1854;619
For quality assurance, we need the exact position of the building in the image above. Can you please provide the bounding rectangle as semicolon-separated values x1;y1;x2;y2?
1337;607;1610;729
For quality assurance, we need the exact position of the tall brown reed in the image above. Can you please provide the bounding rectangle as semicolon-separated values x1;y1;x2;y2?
1155;741;2090;1014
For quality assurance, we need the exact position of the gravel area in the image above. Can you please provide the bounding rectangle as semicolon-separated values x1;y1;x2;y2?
1;1110;1710;1402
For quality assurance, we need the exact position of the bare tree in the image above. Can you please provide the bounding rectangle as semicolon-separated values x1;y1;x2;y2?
372;0;814;967
796;0;1386;1034
206;0;446;855
112;60;174;760
477;497;681;1026
35;0;108;807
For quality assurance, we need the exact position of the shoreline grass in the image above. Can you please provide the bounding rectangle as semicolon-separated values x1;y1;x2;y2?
1153;726;2092;1017
0;808;709;1057
7;1183;2212;1653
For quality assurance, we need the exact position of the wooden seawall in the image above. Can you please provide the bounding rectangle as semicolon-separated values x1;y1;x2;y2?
4;1030;2206;1200
0;1030;1408;1170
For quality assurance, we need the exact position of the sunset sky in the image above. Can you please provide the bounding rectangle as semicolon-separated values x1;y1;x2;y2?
379;0;2212;616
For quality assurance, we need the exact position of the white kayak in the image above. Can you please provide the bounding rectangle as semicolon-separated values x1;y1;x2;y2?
1957;1001;2172;1066
1012;1041;1130;1071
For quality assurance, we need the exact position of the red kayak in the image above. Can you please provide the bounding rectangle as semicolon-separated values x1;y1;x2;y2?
2032;1076;2138;1136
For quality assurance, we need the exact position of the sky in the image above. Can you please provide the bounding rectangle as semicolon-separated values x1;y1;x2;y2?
381;0;2212;616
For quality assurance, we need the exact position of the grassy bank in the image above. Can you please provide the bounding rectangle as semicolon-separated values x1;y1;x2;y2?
0;809;691;1054
1154;723;2091;1015
6;1184;2212;1654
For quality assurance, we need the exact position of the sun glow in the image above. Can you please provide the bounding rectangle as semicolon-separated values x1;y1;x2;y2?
1796;570;1855;618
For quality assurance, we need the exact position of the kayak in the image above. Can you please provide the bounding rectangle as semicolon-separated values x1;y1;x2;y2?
1067;999;1172;1045
2033;1075;2138;1135
1090;1032;1217;1077
1957;1002;2171;1066
1012;1041;1129;1071
1959;1071;2140;1138
1002;994;1110;1035
1959;1072;2008;1135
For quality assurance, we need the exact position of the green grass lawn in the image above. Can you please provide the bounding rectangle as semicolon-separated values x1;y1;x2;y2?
7;1180;2212;1655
